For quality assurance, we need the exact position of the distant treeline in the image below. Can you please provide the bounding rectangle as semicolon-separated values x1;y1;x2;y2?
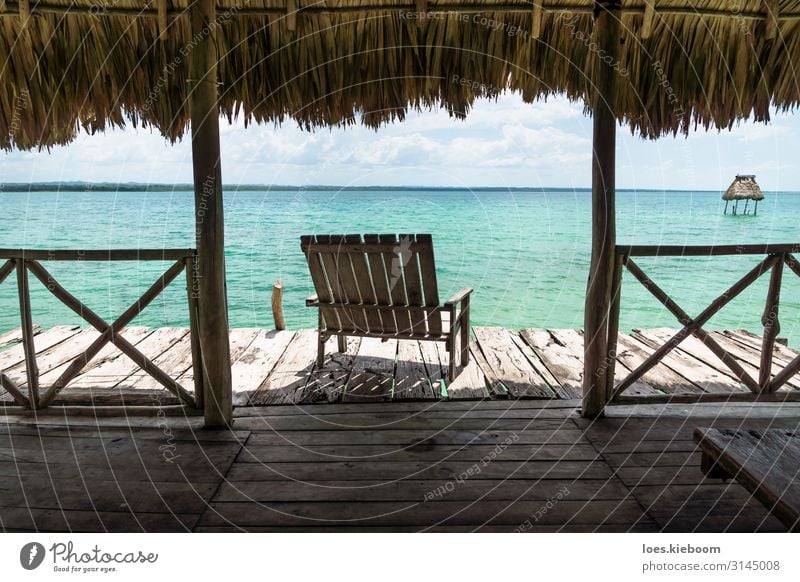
0;182;726;193
1;182;577;193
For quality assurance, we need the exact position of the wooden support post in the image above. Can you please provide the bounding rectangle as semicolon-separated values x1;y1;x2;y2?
724;200;729;214
189;0;232;427
760;254;783;391
16;260;39;409
754;200;759;215
745;199;750;214
605;253;624;399
583;0;621;418
272;279;286;330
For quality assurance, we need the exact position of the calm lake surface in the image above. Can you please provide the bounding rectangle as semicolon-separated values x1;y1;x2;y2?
1;189;798;342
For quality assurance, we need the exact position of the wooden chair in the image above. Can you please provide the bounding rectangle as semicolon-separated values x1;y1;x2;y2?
301;234;472;380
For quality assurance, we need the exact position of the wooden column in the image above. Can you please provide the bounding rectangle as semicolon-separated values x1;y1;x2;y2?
582;0;621;418
188;0;232;427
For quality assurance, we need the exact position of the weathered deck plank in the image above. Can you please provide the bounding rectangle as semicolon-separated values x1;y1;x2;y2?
0;325;80;372
342;337;397;402
631;328;745;393
1;397;796;532
710;331;800;391
233;329;295;397
445;340;490;399
252;329;317;405
0;326;796;407
474;327;554;398
0;325;40;351
614;333;702;394
519;328;582;399
394;340;436;400
300;335;360;404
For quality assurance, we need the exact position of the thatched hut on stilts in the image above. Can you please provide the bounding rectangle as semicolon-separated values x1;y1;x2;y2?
723;175;764;215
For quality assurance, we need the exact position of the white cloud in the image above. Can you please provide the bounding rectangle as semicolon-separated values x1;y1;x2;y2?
731;121;789;142
1;92;798;190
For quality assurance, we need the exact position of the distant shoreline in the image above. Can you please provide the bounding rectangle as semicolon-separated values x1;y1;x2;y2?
0;182;734;193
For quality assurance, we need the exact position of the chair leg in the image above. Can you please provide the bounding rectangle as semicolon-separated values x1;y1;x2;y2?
337;335;347;353
317;333;326;368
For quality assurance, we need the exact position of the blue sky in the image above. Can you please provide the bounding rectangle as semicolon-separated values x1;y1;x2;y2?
2;93;798;191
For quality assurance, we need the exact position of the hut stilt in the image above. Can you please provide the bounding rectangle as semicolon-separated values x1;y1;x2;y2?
724;200;729;214
582;1;620;418
188;0;232;428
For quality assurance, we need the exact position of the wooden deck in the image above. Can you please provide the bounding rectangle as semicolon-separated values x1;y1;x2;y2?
1;325;799;407
1;400;799;531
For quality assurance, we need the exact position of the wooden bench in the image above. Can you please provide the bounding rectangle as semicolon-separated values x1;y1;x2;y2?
301;234;472;380
694;428;800;531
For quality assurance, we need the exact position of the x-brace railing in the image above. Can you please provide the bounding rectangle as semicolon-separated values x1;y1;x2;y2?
0;249;203;410
606;244;800;405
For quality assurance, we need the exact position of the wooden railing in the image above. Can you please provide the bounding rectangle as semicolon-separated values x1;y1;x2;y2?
0;249;203;410
607;244;800;405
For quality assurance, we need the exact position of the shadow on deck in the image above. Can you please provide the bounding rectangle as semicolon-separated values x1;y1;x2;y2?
1;400;798;532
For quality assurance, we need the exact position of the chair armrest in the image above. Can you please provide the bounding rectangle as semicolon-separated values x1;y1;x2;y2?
445;287;473;307
306;294;319;306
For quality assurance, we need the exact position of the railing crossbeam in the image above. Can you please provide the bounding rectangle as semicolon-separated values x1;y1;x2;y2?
26;259;195;407
611;255;778;399
0;259;15;286
16;261;40;409
760;254;784;391
0;372;29;407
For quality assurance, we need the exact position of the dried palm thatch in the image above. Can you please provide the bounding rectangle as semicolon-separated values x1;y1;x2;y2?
1;0;799;151
723;174;765;200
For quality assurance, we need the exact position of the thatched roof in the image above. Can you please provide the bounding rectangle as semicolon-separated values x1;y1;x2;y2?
723;174;765;200
2;0;800;150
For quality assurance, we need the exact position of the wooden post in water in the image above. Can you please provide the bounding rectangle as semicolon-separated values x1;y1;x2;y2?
272;279;286;330
583;0;621;418
188;0;232;427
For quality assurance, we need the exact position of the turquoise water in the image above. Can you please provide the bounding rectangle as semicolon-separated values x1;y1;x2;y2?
0;189;798;342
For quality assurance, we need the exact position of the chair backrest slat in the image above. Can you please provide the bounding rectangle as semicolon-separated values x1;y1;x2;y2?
301;235;339;331
363;234;397;334
380;234;412;334
301;233;440;337
416;234;442;334
398;233;426;335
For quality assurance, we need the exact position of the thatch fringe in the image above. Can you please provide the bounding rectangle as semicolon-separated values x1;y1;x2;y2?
1;1;799;150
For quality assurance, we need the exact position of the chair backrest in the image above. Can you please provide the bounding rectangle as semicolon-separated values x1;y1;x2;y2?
300;234;442;336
